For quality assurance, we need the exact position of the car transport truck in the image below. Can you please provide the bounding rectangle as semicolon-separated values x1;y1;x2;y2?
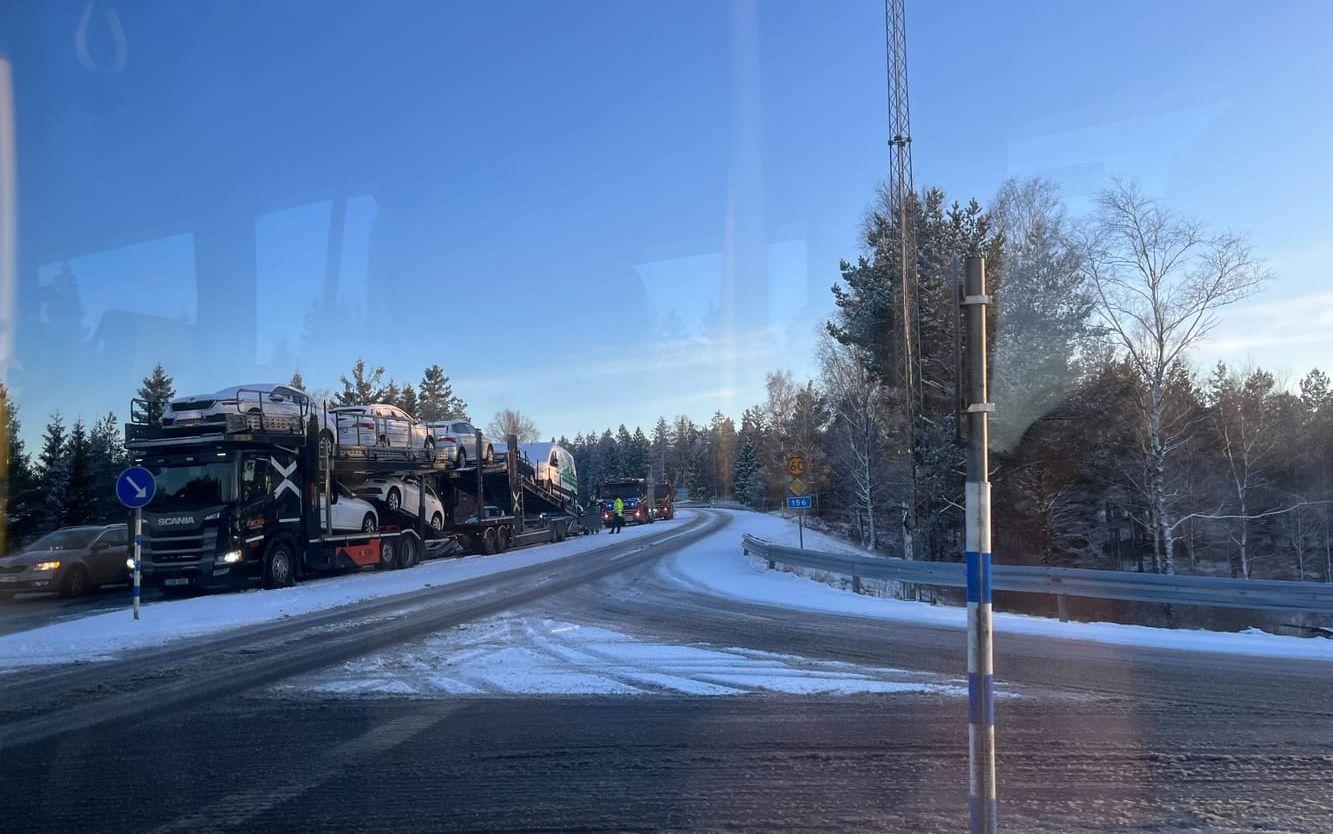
125;389;584;592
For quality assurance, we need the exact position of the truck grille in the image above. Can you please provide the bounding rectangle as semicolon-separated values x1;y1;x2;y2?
143;529;218;564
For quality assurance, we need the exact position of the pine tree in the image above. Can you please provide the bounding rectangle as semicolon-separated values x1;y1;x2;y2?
134;363;175;425
416;365;469;421
64;419;96;526
0;386;36;551
35;413;68;534
337;359;387;405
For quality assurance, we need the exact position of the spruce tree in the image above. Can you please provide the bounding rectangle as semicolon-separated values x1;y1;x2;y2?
36;413;68;533
135;363;176;425
0;386;36;551
89;412;126;522
417;365;468;422
399;384;419;417
64;419;96;526
290;369;306;391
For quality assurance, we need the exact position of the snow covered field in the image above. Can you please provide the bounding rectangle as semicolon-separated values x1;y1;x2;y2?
279;613;971;698
0;521;670;669
665;510;1333;662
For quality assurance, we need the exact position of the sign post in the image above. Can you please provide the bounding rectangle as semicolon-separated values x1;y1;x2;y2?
786;455;809;548
962;256;997;834
116;466;156;621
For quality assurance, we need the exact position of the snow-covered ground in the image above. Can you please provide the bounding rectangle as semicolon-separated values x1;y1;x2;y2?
278;614;972;698
0;521;671;669
664;510;1333;662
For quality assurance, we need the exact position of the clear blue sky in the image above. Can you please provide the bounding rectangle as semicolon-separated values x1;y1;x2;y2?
3;0;1331;443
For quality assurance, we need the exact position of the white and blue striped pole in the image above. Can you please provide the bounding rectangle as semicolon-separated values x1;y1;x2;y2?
963;256;997;833
133;507;142;620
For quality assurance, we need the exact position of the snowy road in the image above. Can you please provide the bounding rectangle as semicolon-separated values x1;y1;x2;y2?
0;509;1329;832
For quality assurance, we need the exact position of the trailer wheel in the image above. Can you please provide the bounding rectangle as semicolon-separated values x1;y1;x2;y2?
399;533;420;569
496;527;510;552
481;527;498;555
262;541;297;589
378;537;399;571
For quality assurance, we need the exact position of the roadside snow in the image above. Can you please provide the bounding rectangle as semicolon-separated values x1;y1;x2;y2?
664;510;1333;662
0;519;672;669
278;614;969;698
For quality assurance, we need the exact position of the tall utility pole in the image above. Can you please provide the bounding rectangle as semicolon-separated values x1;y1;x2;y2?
885;0;919;562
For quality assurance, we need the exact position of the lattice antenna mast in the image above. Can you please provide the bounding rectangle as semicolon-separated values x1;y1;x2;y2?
885;0;919;561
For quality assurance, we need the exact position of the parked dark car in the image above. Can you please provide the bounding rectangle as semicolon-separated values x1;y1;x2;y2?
0;524;131;598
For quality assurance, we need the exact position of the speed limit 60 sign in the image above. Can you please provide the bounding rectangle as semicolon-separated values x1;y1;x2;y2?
786;455;806;478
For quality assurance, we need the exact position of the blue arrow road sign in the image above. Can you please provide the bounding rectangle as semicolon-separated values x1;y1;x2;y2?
786;496;813;509
116;466;156;509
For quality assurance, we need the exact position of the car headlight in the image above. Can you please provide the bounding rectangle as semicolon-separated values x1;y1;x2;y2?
219;550;242;564
125;557;136;570
33;561;61;571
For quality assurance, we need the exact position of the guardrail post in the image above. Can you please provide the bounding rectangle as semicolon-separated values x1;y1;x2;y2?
1057;593;1069;623
963;256;998;834
852;575;862;594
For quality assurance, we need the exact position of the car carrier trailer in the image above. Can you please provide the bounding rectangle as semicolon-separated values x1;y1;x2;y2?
125;393;588;592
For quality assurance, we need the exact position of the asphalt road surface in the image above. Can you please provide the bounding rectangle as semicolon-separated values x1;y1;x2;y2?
0;582;161;636
0;509;1329;833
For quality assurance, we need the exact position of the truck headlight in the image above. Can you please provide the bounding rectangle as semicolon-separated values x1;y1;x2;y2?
220;550;242;564
33;561;61;572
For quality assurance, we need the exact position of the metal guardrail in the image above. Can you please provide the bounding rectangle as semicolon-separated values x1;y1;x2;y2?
741;535;1333;615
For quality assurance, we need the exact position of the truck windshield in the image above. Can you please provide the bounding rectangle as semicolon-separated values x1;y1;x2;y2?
598;483;642;500
145;457;236;510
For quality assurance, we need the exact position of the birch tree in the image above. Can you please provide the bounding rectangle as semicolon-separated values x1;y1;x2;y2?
819;335;890;550
1080;180;1267;573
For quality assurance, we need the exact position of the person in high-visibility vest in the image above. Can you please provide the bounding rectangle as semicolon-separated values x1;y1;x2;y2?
611;496;625;533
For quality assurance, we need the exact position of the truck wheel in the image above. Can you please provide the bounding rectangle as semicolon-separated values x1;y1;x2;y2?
58;565;91;598
362;513;377;532
482;528;498;555
378;538;399;570
387;488;401;512
495;527;509;552
262;541;297;589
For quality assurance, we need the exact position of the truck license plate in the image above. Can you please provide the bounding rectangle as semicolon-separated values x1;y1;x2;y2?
162;578;191;587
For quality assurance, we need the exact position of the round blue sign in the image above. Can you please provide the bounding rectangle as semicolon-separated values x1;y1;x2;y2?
116;466;156;509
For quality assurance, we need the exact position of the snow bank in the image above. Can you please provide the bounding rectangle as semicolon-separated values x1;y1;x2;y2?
664;510;1333;662
0;518;675;669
